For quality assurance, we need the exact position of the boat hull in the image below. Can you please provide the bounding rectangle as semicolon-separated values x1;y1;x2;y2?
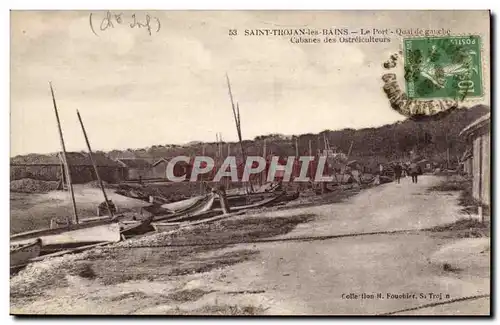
41;223;121;246
11;221;121;247
120;216;154;238
153;194;216;222
10;239;42;267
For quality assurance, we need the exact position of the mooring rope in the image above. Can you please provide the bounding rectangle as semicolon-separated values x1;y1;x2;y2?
103;228;421;249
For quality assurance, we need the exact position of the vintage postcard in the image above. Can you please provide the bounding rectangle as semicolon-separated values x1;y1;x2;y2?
10;10;491;316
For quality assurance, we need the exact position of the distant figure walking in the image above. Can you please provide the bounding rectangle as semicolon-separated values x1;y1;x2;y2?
409;162;419;183
402;164;408;178
393;163;403;184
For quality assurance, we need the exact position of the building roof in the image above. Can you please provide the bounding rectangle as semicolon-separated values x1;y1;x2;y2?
152;158;170;167
10;153;60;165
66;152;123;167
152;158;191;167
118;158;153;169
11;152;123;167
459;113;491;138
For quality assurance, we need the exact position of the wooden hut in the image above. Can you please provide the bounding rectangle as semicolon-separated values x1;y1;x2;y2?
152;157;193;180
460;148;473;175
11;152;126;184
117;158;154;180
459;113;490;207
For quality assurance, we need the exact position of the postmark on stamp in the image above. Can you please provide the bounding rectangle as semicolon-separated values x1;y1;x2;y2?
403;36;482;100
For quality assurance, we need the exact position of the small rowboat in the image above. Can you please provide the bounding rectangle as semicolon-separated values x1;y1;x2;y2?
10;238;42;268
11;221;122;249
152;211;246;232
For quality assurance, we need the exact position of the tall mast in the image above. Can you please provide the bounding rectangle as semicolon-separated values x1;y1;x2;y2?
50;82;78;224
76;110;114;219
262;138;267;185
226;142;231;190
235;102;246;161
219;133;223;157
216;133;220;159
347;140;354;158
236;102;254;193
226;74;253;193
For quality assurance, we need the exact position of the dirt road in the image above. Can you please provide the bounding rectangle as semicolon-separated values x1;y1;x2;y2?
10;175;490;315
142;175;488;315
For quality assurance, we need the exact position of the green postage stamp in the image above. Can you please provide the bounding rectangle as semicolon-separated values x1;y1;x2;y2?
403;36;482;100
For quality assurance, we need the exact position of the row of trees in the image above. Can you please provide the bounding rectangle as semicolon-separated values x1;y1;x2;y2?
102;105;489;167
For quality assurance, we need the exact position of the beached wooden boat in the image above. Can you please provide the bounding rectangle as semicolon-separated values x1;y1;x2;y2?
120;215;154;239
231;192;284;211
10;241;110;274
152;211;246;232
156;192;285;224
153;194;216;222
10;220;121;248
10;85;122;258
166;209;223;223
10;238;42;268
160;195;208;213
211;191;277;209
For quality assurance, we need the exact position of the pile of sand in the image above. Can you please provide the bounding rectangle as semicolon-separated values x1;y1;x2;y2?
10;178;60;193
10;252;96;299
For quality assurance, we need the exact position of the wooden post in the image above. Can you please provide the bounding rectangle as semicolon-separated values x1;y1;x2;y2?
447;148;450;170
215;133;220;188
308;139;313;188
59;158;65;190
218;133;223;157
226;143;231;191
200;144;206;195
50;83;78;224
262;139;267;186
76;110;114;219
317;136;321;156
216;186;231;214
216;133;219;158
347;140;354;158
321;181;328;194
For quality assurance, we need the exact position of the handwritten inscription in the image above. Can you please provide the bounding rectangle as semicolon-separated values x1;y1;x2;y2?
89;11;161;36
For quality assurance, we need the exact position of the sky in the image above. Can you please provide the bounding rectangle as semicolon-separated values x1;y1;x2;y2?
10;10;490;156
